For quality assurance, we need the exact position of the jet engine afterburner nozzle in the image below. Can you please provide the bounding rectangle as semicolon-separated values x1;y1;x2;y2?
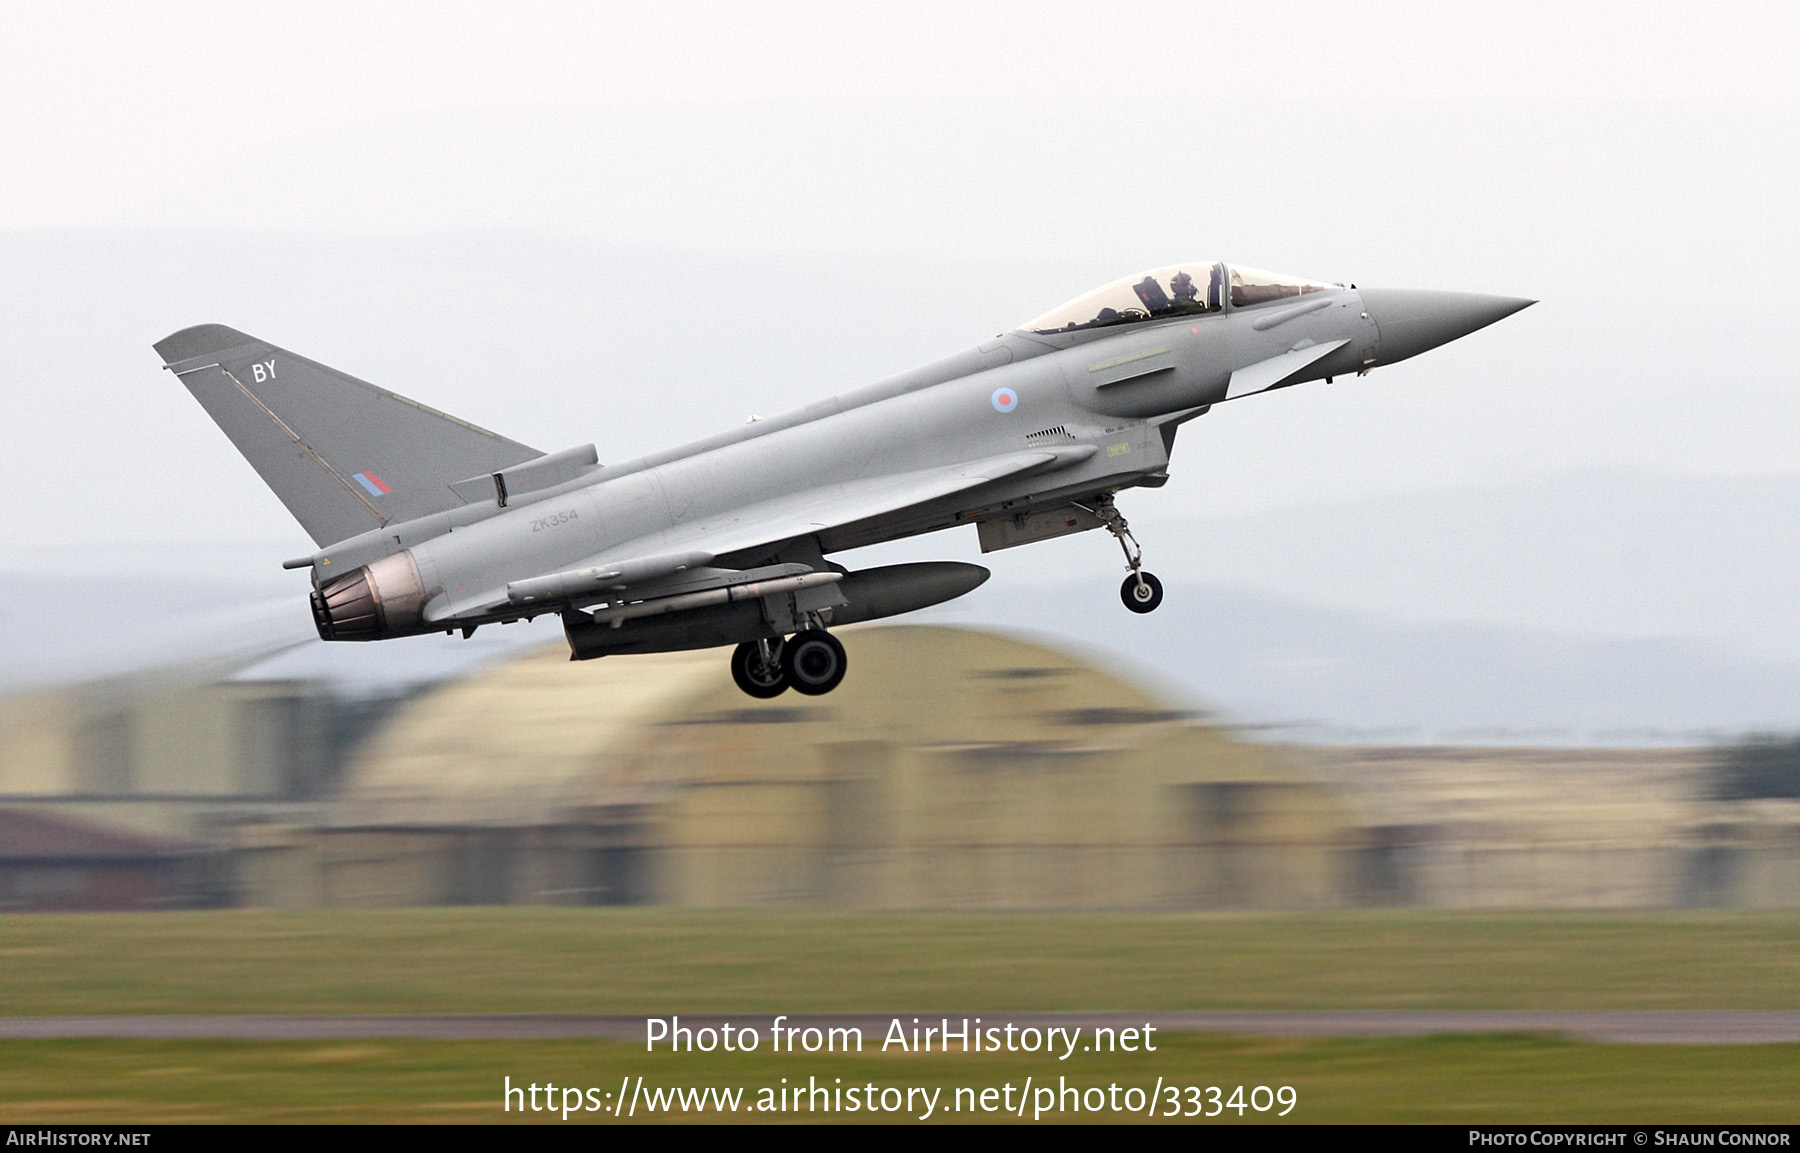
310;550;429;641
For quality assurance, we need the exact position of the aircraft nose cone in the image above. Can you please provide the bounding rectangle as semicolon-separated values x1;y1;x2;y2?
1360;288;1535;365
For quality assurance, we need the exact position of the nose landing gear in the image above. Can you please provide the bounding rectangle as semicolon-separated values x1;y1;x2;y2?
730;629;849;698
1120;571;1163;613
1075;494;1165;615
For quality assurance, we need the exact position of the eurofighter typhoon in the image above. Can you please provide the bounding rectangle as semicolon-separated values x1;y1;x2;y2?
156;264;1531;698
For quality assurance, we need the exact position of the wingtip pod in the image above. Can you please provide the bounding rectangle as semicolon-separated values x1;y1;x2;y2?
153;323;261;366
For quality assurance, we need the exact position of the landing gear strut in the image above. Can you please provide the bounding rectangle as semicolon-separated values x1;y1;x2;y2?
1075;494;1164;615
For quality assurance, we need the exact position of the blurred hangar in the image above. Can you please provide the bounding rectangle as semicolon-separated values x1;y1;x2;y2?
2;626;1799;910
242;626;1347;910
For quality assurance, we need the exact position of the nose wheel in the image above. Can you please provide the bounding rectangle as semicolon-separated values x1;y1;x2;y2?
1120;571;1163;613
1076;494;1164;615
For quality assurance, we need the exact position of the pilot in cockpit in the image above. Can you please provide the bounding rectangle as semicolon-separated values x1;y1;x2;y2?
1169;271;1199;307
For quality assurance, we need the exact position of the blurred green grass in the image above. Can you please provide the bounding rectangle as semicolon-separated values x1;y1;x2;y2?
2;1035;1797;1124
1;910;1798;1014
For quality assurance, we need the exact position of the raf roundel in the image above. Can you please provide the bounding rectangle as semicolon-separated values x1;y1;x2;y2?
991;387;1019;414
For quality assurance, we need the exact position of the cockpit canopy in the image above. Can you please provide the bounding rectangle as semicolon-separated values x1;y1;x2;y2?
1021;262;1335;335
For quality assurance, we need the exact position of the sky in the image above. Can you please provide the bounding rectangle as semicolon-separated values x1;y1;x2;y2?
2;4;1799;734
4;2;1798;233
1;5;1794;532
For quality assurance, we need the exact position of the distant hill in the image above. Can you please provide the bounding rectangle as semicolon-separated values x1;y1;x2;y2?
1124;469;1800;664
15;460;1800;740
936;576;1800;744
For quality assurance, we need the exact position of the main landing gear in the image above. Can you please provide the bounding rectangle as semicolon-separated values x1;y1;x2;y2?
730;636;788;698
1074;494;1164;615
729;629;848;698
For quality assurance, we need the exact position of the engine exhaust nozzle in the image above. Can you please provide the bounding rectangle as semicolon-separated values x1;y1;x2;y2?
310;550;429;641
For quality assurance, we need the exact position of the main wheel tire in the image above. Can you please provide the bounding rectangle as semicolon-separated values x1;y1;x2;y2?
1120;571;1164;613
781;629;848;695
730;640;788;698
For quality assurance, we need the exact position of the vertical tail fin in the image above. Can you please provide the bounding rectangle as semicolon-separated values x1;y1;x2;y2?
155;324;542;547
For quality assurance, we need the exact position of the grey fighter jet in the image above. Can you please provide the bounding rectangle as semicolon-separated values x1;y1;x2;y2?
156;262;1530;698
